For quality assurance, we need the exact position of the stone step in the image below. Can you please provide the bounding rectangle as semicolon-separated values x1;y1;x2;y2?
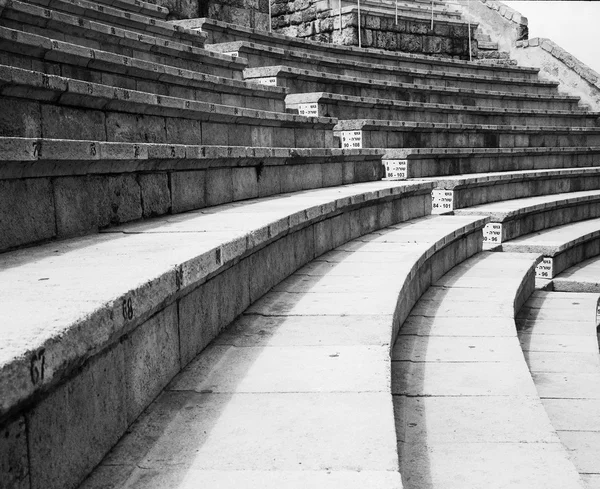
0;26;286;112
0;138;384;251
210;40;559;95
334;120;600;150
381;147;600;179
178;17;540;81
286;92;597;127
10;0;206;48
90;0;169;19
244;66;581;111
0;65;336;148
74;213;487;489
394;252;586;489
552;255;600;293
518;291;600;488
0;179;435;489
503;217;600;279
454;189;600;245
0;1;239;77
478;40;499;50
423;167;600;211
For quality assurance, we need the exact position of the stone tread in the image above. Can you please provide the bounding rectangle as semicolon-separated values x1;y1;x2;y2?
0;26;286;101
0;179;435;419
518;291;600;480
503;217;600;255
454;189;600;220
331;2;464;22
8;0;206;47
553;255;600;292
180;18;540;78
244;65;580;103
383;146;600;158
0;64;335;128
210;40;558;89
336;118;600;134
77;213;486;488
0;1;245;70
0;138;383;178
421;167;600;189
78;0;169;18
286;92;597;124
393;252;586;489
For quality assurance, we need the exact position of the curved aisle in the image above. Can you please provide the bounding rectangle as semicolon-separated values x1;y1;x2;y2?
518;291;600;489
393;252;586;489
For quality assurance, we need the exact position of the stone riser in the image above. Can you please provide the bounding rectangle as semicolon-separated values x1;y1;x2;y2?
0;185;433;489
0;35;285;113
13;0;205;48
292;100;596;127
235;51;556;95
265;76;579;111
338;128;600;149
450;175;600;209
400;151;600;178
1;153;383;252
94;0;169;19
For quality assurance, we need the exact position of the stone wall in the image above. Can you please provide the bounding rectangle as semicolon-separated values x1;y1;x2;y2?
272;2;477;58
150;0;269;28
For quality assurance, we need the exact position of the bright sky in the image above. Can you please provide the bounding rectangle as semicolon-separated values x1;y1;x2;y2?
504;1;600;74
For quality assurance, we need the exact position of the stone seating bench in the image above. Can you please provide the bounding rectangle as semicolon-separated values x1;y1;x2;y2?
552;255;600;293
0;139;384;251
286;92;599;127
0;26;285;111
394;251;586;488
179;18;539;79
73;213;486;489
209;40;559;95
16;0;205;47
334;119;600;149
0;65;336;149
0;180;439;489
423;167;600;212
244;66;581;110
518;291;600;487
454;189;600;245
381;147;600;178
503;217;600;279
0;3;245;78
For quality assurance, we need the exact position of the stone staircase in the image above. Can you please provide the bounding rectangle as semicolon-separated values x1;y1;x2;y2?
2;0;600;488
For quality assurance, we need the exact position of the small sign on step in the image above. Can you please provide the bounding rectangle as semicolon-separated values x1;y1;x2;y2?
483;223;503;244
535;257;554;279
384;159;408;180
298;103;319;117
431;190;454;214
341;130;363;149
254;77;278;86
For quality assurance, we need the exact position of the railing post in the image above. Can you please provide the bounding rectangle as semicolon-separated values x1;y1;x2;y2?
430;0;433;30
268;0;272;32
339;0;342;32
395;0;398;25
467;0;472;61
357;0;361;47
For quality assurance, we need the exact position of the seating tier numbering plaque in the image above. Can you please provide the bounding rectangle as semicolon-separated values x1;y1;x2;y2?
384;159;408;180
341;130;363;149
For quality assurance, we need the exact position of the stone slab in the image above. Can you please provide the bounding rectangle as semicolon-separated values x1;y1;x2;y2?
394;395;558;443
532;372;600;399
543;399;600;431
516;318;593;336
392;361;537;396
168;344;390;393
559;431;600;474
104;391;399;471
399;316;517;337
524;351;600;373
398;442;585;489
519;333;598;353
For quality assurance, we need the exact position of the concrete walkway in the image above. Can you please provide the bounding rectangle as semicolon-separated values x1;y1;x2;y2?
79;214;483;489
393;252;586;489
518;291;600;489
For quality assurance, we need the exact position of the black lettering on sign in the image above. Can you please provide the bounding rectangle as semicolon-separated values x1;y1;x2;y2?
170;146;176;157
122;297;134;321
30;349;46;385
89;142;97;156
32;141;41;158
133;145;140;158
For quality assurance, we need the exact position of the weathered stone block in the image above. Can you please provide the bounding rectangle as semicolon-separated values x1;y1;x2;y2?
27;345;127;489
0;99;41;138
166;118;202;145
138;173;170;218
124;304;180;424
106;113;167;143
232;167;260;201
42;105;106;141
0;416;30;489
257;165;282;197
170;170;206;213
0;178;55;251
205;168;233;206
